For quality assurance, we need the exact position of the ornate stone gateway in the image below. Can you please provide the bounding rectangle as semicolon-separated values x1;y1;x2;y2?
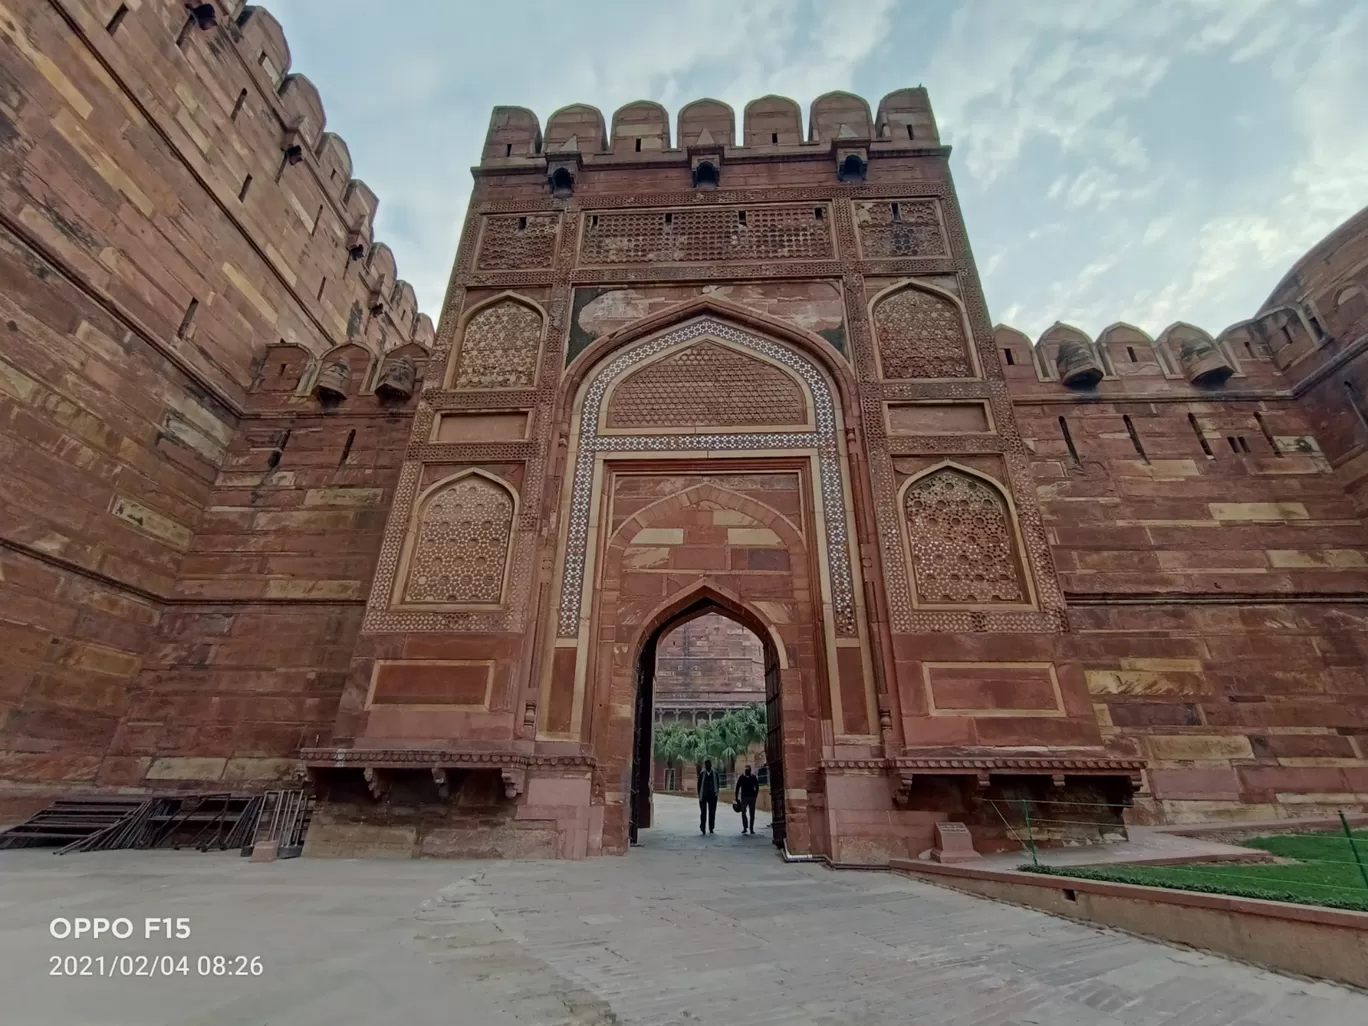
302;90;1146;861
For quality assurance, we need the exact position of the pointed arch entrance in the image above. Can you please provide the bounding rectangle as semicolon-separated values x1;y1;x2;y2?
536;308;882;857
628;586;787;849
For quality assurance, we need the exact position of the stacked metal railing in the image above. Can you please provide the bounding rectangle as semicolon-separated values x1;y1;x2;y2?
242;789;311;858
0;791;310;856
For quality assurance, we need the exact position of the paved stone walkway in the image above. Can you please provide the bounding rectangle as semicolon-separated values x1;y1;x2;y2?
0;794;1364;1025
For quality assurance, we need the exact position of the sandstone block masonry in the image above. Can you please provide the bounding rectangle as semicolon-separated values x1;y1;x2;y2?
0;0;432;819
1;2;1367;861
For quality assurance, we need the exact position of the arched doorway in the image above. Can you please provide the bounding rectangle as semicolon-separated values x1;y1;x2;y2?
536;309;882;857
628;596;786;849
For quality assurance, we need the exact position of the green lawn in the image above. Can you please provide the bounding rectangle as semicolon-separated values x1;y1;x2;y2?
1021;828;1368;912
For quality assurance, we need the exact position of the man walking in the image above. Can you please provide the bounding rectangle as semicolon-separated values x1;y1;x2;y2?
735;764;760;835
698;759;718;834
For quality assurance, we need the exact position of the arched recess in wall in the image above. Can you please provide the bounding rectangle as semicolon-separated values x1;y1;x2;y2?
395;469;518;608
869;279;980;380
897;461;1034;608
446;292;547;390
306;342;375;396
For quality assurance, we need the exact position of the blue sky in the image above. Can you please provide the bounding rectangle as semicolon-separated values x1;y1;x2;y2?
271;0;1367;340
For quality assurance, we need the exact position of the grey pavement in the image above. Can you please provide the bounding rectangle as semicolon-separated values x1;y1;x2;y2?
0;793;1362;1025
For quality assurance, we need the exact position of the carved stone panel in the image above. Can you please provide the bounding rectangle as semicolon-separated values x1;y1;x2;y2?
579;205;834;265
402;474;515;605
854;200;946;258
452;298;543;389
904;468;1026;605
604;341;809;430
873;284;975;380
476;214;558;271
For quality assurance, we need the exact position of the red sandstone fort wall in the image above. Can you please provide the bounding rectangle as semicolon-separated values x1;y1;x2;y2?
2;2;1367;849
0;0;432;800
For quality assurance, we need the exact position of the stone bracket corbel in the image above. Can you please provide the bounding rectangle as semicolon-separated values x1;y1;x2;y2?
362;766;390;801
891;772;913;807
501;766;526;800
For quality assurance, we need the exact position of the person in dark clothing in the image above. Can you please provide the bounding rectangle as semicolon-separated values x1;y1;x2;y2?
735;764;760;835
698;759;718;834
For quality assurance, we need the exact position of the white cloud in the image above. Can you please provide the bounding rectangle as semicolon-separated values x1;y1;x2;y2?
268;0;1365;346
270;0;896;317
946;0;1368;338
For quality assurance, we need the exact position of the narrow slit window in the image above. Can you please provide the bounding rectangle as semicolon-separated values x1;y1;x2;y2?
1126;346;1137;363
231;88;247;121
906;124;915;140
1123;415;1148;462
1059;416;1081;464
1255;412;1281;456
891;202;902;222
591;214;599;228
1003;348;1015;366
664;212;673;226
517;216;527;231
505;143;512;157
238;174;252;201
339;429;356;465
1188;412;1214;457
330;168;337;182
1244;337;1255;358
175;15;195;49
267;428;291;471
813;207;824;220
106;5;128;35
771;133;778;144
176;298;199;339
738;210;747;226
634;138;641;152
317;277;326;301
311;204;323;236
1237;436;1251;454
1226;435;1239;453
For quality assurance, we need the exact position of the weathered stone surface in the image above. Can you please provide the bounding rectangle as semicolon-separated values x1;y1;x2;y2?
1;12;1367;862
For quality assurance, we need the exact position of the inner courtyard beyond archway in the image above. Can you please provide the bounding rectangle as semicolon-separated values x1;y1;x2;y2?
630;604;782;850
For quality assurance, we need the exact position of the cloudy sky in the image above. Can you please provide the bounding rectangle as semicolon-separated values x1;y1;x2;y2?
270;0;1367;341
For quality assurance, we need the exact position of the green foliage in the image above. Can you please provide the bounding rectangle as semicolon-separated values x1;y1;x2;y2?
1019;828;1368;913
653;703;767;772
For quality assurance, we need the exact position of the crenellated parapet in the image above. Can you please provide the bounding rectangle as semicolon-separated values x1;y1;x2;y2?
992;316;1307;398
478;88;942;178
228;5;433;380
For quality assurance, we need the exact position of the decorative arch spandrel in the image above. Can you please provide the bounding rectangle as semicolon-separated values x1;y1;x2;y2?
897;462;1035;611
870;279;980;380
600;336;814;433
393;469;517;610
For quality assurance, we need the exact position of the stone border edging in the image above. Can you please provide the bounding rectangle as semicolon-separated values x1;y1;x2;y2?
889;858;1368;990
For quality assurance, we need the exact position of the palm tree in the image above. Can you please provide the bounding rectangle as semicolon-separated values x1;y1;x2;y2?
651;703;769;789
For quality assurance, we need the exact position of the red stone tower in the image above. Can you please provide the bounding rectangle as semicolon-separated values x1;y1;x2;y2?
300;89;1148;861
